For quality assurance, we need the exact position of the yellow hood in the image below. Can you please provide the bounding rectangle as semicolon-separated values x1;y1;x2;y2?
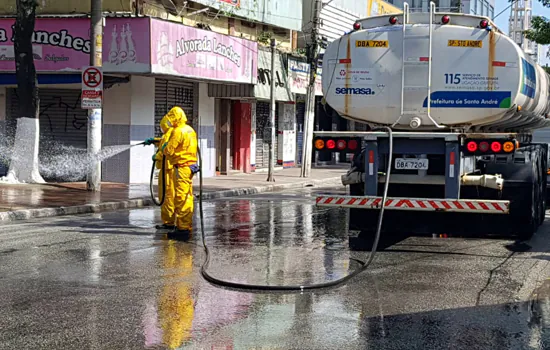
165;106;187;128
159;115;172;134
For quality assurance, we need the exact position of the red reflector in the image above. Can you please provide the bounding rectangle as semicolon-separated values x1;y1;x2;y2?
492;61;506;67
368;150;374;163
339;58;351;64
337;140;347;150
419;57;429;61
466;141;478;152
491;141;502;152
326;139;336;149
450;151;455;165
479;141;489;152
348;139;358;150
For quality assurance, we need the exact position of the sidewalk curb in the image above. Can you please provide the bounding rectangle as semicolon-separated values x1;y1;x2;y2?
0;176;342;223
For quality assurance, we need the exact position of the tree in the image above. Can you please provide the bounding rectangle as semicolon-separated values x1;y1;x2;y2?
525;16;550;47
4;0;45;183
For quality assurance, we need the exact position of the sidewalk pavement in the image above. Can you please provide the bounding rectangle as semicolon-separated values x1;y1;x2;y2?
0;166;346;222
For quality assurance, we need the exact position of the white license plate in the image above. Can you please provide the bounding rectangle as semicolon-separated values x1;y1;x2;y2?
395;158;429;170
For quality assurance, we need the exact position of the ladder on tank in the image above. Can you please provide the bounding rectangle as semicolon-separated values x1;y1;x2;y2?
394;1;444;129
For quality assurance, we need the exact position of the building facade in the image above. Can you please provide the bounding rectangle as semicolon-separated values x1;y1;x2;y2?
0;0;303;183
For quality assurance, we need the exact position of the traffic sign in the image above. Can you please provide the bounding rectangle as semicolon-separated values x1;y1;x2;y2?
82;66;103;109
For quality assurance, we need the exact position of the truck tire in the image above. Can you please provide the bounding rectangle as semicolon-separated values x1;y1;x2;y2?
538;150;547;225
517;162;538;241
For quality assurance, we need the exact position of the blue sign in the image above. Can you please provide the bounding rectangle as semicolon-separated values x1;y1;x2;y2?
422;91;512;108
521;58;536;98
335;87;375;95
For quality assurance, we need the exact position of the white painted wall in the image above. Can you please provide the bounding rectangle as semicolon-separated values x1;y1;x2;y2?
198;83;216;178
129;76;156;184
103;83;131;125
130;76;155;125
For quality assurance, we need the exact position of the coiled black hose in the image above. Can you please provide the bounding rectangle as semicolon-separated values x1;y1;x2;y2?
150;153;166;206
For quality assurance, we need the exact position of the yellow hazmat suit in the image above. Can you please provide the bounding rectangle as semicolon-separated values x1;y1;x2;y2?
154;115;176;226
162;107;198;232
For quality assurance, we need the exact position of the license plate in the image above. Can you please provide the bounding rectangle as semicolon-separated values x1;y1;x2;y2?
395;158;429;170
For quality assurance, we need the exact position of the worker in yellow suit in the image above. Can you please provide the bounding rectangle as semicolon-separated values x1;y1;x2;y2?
144;114;178;230
161;106;198;241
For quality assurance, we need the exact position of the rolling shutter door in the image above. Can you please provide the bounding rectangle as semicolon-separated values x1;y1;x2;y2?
255;102;279;169
154;79;195;137
295;102;305;165
7;88;88;149
255;102;269;168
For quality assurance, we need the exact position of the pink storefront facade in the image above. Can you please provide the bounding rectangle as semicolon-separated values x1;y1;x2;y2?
0;17;258;183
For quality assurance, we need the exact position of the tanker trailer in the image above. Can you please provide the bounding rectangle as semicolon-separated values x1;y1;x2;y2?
312;4;549;245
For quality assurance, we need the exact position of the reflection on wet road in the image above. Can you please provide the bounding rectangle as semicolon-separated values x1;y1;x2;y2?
2;188;550;349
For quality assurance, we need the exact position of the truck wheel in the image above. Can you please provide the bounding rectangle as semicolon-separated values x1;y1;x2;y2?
539;158;547;226
517;163;538;241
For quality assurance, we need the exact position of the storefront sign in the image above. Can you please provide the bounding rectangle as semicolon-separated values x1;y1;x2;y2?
150;18;257;84
0;18;150;73
288;58;309;95
288;57;323;96
255;49;292;101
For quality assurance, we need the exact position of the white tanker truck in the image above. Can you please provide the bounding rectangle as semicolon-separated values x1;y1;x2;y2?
313;4;550;244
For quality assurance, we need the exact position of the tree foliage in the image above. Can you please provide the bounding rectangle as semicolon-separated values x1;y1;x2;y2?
525;16;550;45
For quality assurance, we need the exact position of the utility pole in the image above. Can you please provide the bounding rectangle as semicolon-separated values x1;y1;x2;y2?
86;0;103;191
300;0;322;178
267;38;277;182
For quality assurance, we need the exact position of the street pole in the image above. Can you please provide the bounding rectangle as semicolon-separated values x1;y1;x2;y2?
267;38;277;182
300;0;322;178
86;0;103;191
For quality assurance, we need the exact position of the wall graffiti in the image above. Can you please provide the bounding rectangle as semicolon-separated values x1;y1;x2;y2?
9;89;87;143
39;94;87;135
258;68;285;88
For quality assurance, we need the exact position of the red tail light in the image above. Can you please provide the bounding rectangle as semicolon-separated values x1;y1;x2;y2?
480;20;489;28
463;138;515;154
337;140;347;150
441;15;451;24
353;22;361;30
389;16;398;25
326;140;336;149
348;139;358;150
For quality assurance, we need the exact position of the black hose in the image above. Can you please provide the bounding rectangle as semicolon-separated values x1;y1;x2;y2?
150;154;166;206
197;126;394;292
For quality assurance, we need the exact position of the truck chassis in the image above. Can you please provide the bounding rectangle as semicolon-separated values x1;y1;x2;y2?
314;131;548;247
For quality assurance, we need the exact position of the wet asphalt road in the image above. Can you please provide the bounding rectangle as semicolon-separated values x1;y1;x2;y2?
2;188;550;349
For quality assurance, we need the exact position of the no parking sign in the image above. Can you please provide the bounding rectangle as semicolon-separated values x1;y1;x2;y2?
81;66;103;109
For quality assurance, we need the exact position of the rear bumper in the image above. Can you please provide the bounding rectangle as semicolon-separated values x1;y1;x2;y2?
315;195;510;214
